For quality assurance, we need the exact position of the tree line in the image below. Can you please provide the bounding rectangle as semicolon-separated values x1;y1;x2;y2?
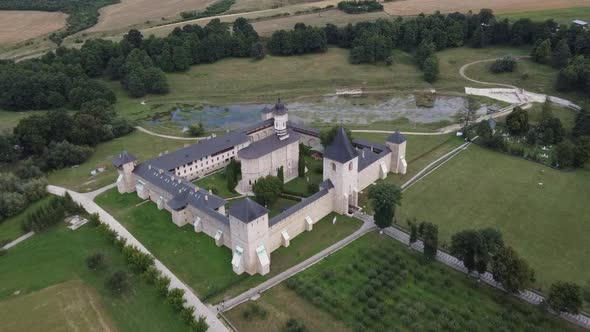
0;161;47;221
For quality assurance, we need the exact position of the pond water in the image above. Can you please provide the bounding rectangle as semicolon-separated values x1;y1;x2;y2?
147;95;494;131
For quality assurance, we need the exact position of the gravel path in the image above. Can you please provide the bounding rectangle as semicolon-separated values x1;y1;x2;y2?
459;56;532;88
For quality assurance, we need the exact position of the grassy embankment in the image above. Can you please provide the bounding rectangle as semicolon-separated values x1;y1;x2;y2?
0;223;188;331
226;231;581;332
95;187;362;303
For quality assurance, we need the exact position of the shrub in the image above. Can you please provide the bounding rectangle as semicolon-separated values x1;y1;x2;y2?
242;303;268;320
142;266;160;285
337;0;383;14
192;316;209;332
122;245;154;273
284;318;307;332
106;270;129;295
180;306;195;324
86;252;105;270
490;55;517;73
156;275;171;297
167;288;186;312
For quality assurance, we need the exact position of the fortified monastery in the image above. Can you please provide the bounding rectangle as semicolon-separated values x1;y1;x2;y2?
113;101;407;275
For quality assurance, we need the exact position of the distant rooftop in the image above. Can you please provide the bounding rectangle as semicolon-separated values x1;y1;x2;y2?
573;20;588;26
238;130;300;159
229;198;268;223
112;151;137;167
386;131;407;144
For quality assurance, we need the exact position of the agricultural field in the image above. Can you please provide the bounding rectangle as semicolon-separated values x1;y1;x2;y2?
398;144;590;290
85;0;217;33
95;188;362;302
0;224;188;331
0;11;67;44
383;0;590;16
47;130;187;193
226;232;579;332
498;7;590;25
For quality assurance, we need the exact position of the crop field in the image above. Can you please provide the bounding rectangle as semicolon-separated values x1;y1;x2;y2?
498;7;590;25
0;280;115;332
227;232;579;331
383;0;590;16
399;144;590;290
86;0;217;33
0;11;67;44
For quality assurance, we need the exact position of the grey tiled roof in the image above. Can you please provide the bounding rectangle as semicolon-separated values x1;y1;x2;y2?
242;119;273;134
238;130;300;159
386;131;407;144
271;100;287;116
319;179;334;190
352;139;391;171
324;127;357;163
287;121;320;137
112;151;137;167
229;198;268;223
146;131;249;171
269;187;331;226
133;163;225;212
261;106;272;114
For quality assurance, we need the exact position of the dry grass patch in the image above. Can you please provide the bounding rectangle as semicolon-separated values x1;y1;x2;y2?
0;10;67;44
0;280;115;332
87;0;217;33
383;0;590;16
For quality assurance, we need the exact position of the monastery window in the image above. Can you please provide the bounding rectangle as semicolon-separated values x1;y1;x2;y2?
331;162;336;171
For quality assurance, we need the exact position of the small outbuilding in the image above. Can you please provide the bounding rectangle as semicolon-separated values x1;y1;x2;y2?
573;20;589;29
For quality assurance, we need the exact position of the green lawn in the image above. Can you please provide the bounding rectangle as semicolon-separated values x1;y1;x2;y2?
95;188;362;303
0;224;189;332
498;7;590;25
0;110;47;133
226;232;579;332
0;196;52;244
283;156;323;197
193;170;241;199
47;130;187;192
399;144;590;291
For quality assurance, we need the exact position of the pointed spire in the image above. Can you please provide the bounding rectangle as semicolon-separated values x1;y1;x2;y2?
324;127;356;163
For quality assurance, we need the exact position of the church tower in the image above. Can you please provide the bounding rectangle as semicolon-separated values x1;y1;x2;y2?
112;151;137;193
323;128;359;214
385;131;407;174
272;99;289;140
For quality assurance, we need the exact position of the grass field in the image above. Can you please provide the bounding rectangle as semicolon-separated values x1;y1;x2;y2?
0;279;115;332
498;7;590;25
0;110;47;133
283;156;323;196
0;224;189;331
398;144;590;291
226;232;579;331
0;10;67;44
0;196;51;244
193;170;241;199
47;130;187;192
95;188;362;302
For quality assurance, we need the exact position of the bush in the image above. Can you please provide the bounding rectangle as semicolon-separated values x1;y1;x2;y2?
490;55;517;73
167;288;186;312
283;318;307;332
188;123;205;137
242;303;268;321
142;266;161;285
180;306;196;324
156;275;171;297
337;0;383;13
122;245;154;273
106;271;129;295
86;252;105;270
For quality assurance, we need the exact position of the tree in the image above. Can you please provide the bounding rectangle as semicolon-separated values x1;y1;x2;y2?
532;39;551;63
551;39;571;69
250;41;265;60
320;126;352;146
225;159;240;192
546;281;583;314
416;40;435;69
167;288;186;312
573;136;590;168
458;100;478;128
422;55;439;82
298;151;305;178
418;222;438;259
86;252;105;270
172;46;191;71
284;318;307;332
277;166;284;182
505;106;529;135
555;140;576;168
490;55;517;73
450;228;504;274
106;270;129;295
188;123;205;137
407;218;418;245
252;175;283;207
573;108;590;138
491;246;535;293
368;183;402;229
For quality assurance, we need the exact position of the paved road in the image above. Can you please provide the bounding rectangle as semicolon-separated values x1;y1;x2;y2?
217;217;377;312
47;185;229;332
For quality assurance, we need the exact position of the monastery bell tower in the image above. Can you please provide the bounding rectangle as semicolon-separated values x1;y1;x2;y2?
272;99;289;140
323;128;359;214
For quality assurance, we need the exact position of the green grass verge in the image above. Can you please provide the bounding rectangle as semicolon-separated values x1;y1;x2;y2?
282;156;323;197
498;7;590;25
0;196;52;244
95;188;362;303
0;224;188;331
399;144;590;291
226;232;581;331
47;130;187;192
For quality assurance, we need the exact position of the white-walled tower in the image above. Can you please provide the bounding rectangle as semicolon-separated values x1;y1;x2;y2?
385;131;407;174
272;100;289;139
322;128;359;214
113;151;137;193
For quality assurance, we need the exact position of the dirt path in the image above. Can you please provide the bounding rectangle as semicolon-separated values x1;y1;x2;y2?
135;126;204;140
458;56;531;89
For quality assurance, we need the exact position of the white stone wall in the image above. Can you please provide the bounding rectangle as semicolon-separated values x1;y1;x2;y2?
239;140;299;192
247;126;274;142
267;189;335;252
357;153;391;191
323;156;359;214
230;214;270;275
174;145;244;181
387;141;406;174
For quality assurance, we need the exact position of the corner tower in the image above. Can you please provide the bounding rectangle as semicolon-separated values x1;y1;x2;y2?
323;128;359;214
386;131;407;174
272;100;289;139
112;151;137;193
228;198;271;275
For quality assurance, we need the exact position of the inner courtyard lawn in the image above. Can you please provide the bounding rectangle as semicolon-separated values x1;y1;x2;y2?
47;130;187;193
193;170;241;199
398;144;590;290
95;188;362;302
0;224;188;332
226;232;579;332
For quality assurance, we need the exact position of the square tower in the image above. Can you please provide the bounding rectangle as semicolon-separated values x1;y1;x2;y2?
385;131;407;174
228;198;271;275
322;128;359;214
112;151;137;193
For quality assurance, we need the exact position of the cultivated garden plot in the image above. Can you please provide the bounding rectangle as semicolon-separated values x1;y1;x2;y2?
227;232;579;331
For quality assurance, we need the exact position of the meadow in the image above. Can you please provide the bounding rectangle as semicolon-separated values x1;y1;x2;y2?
95;188;362;302
0;223;188;331
226;232;580;331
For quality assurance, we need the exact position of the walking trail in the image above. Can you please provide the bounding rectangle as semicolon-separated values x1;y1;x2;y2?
459;56;531;88
46;184;229;332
